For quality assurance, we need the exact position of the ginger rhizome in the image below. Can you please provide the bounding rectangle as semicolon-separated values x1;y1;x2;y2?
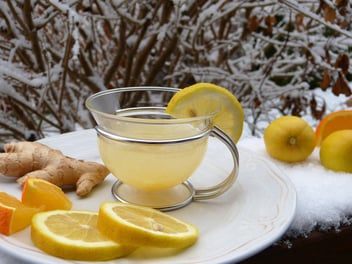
0;142;110;196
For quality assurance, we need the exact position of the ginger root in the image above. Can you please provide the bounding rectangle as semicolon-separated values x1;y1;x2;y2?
0;141;110;196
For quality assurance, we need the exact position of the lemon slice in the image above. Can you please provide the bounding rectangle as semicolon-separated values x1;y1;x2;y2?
97;202;198;248
31;210;135;261
166;83;244;143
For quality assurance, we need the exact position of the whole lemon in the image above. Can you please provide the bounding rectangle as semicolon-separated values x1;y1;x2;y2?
319;130;352;173
264;116;315;162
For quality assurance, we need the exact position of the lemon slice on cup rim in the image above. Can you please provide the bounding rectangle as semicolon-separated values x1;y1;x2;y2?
31;210;135;261
166;83;244;143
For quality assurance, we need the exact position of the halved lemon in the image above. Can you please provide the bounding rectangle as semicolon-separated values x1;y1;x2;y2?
31;210;135;261
97;202;198;248
166;83;244;143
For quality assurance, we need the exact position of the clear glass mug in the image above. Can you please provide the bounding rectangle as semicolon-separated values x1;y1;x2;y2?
86;87;239;211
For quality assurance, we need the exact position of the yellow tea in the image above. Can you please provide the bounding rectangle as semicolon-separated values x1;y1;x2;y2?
98;109;208;191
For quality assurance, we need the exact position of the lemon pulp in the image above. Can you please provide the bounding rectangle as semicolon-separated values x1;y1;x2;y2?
166;83;244;143
31;210;135;261
97;202;198;248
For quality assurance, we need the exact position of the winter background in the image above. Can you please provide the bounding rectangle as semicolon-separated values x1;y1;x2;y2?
0;0;351;143
0;0;352;243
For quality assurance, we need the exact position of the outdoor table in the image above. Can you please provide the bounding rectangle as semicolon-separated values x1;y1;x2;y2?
241;225;352;263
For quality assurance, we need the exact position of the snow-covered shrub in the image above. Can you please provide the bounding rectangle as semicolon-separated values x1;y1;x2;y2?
0;0;351;141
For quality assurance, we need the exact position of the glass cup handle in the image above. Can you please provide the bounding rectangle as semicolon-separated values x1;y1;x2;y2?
193;126;240;200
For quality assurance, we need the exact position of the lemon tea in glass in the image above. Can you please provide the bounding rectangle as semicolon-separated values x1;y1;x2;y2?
86;87;239;211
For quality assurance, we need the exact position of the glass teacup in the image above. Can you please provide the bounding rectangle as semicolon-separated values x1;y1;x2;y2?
86;87;239;211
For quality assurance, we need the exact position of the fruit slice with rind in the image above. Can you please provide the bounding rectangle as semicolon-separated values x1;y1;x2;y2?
166;83;244;143
22;178;72;211
0;192;41;235
97;202;198;248
31;210;135;261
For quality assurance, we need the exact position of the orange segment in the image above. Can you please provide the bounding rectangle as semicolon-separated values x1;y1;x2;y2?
0;192;41;235
315;110;352;146
22;178;72;211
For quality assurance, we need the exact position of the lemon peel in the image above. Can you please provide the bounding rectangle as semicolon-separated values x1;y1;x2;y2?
264;116;315;162
166;83;244;143
97;202;198;248
31;210;135;261
320;130;352;173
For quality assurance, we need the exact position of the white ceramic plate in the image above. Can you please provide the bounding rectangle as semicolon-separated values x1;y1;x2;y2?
0;129;296;264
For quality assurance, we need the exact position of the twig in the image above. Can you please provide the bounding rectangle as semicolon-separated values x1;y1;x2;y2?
278;0;352;38
23;0;45;71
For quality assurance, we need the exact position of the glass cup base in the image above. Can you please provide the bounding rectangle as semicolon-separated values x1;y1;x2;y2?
111;180;195;211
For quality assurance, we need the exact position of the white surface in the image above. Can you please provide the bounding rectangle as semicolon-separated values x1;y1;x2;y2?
239;137;352;237
0;129;296;263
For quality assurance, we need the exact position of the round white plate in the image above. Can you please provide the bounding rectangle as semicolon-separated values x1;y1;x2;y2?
0;129;296;264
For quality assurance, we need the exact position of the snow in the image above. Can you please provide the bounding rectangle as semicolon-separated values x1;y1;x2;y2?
1;1;351;142
238;138;352;237
240;87;352;238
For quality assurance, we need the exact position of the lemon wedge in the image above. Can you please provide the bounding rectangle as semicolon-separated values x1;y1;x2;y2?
97;202;198;248
166;83;244;143
31;210;135;261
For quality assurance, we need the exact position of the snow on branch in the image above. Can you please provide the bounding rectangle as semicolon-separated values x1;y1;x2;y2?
0;0;351;142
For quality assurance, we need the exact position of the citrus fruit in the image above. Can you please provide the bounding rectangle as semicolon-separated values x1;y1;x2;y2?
22;178;72;211
319;130;352;173
31;210;135;261
0;192;41;235
97;202;198;248
264;116;316;162
166;83;244;143
315;110;352;146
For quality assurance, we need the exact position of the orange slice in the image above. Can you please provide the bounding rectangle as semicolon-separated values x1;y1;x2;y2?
315;109;352;146
0;192;41;235
22;178;72;211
